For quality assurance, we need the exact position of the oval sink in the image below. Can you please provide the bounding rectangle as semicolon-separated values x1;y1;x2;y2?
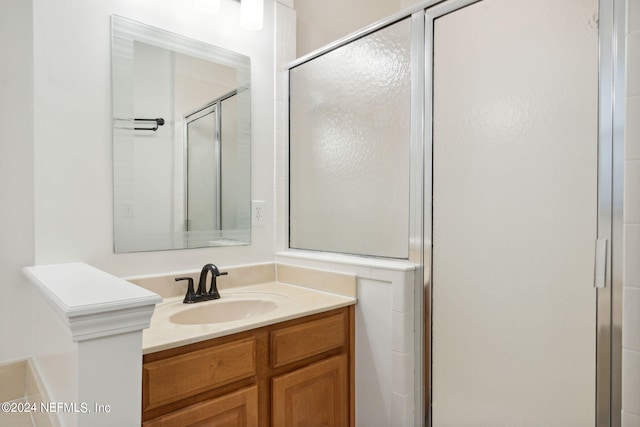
169;299;279;325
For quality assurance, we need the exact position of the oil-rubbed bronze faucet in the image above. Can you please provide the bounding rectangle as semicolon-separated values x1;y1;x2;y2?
197;263;228;300
175;263;228;304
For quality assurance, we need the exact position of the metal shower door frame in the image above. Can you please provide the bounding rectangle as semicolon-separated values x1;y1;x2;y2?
184;100;220;233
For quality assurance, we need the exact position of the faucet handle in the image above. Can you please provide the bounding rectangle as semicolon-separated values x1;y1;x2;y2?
175;277;198;304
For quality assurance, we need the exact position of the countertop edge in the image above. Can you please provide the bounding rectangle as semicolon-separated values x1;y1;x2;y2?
143;283;356;355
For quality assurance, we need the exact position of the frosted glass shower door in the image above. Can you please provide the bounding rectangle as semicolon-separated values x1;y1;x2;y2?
289;18;411;258
430;0;599;425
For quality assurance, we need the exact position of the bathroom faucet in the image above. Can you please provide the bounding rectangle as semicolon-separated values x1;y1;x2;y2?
175;264;228;304
197;263;228;300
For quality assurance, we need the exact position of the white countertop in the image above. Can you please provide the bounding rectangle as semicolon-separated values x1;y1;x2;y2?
143;282;356;354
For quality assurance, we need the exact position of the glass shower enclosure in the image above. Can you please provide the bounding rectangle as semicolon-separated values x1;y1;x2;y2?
287;0;620;425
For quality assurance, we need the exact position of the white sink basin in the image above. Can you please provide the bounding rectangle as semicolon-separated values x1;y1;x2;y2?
169;294;285;325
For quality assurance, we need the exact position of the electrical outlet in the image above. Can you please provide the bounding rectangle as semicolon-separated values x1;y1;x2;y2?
252;200;266;226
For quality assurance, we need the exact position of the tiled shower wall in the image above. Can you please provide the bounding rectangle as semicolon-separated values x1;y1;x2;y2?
624;0;640;425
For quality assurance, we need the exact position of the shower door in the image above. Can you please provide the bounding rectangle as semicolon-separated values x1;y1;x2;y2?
185;104;221;237
429;0;599;424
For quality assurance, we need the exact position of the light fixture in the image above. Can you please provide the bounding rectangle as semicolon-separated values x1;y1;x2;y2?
241;0;263;31
194;0;221;15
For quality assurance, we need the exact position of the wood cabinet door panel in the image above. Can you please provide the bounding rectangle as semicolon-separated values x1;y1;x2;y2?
272;354;348;427
143;385;258;427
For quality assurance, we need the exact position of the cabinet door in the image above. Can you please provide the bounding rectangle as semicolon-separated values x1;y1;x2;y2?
272;354;348;427
143;386;258;427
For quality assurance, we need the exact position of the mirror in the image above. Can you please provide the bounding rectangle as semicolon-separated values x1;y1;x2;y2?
111;16;251;253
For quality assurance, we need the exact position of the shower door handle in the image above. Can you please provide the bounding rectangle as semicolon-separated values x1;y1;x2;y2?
594;238;608;289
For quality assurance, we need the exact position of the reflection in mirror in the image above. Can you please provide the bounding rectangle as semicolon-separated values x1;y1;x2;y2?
185;99;222;236
111;16;251;253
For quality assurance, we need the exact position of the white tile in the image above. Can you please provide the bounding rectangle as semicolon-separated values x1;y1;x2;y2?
392;273;414;313
629;0;640;35
628;32;640;97
624;410;640;427
370;266;406;283
391;391;414;427
274;187;288;251
275;224;287;252
274;0;293;9
275;100;288;131
625;225;640;287
274;8;296;70
392;310;414;354
624;287;640;351
275;71;289;101
275;186;287;212
623;349;640;414
275;130;289;160
281;8;297;61
626;160;640;223
356;279;393;427
276;158;288;183
627;97;640;160
391;351;414;395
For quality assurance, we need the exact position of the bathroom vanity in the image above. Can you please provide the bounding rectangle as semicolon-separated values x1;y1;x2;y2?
134;264;357;426
142;307;353;426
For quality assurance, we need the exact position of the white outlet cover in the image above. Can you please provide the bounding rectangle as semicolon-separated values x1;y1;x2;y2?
252;200;266;225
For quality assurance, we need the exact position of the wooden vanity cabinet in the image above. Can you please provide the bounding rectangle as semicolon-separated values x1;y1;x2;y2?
142;306;354;426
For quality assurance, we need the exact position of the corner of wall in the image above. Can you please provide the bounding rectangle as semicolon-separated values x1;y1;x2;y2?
274;1;296;252
0;0;35;363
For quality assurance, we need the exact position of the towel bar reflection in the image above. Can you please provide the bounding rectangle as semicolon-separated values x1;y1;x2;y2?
134;118;165;131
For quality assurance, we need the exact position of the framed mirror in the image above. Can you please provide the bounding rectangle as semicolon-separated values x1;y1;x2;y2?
111;16;251;253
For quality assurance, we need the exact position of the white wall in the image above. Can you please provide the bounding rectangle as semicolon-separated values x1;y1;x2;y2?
0;0;34;362
623;0;640;424
293;0;408;57
292;0;425;57
132;42;175;243
31;0;276;277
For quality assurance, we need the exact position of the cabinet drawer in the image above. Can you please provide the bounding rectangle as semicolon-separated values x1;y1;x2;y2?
271;311;347;368
143;338;256;411
143;385;258;427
